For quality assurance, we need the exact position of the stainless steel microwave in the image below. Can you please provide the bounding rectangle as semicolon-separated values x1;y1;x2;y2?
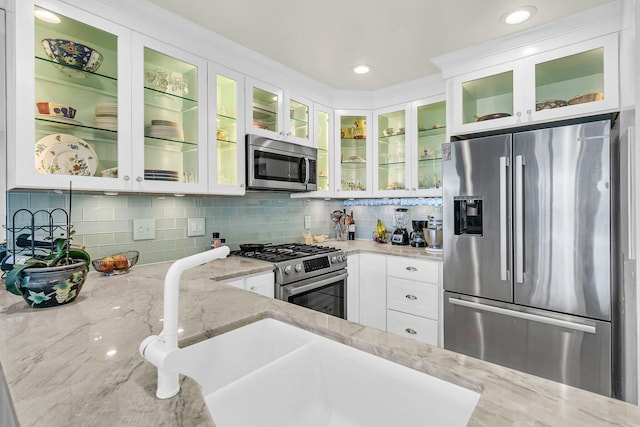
246;134;317;192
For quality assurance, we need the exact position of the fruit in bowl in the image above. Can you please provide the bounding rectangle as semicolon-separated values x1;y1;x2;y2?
92;250;139;275
41;38;103;73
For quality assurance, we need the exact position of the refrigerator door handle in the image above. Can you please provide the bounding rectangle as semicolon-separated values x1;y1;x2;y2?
514;154;524;283
448;297;596;334
499;156;508;281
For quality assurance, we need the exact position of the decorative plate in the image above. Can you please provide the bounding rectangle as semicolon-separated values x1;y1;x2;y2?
35;134;98;176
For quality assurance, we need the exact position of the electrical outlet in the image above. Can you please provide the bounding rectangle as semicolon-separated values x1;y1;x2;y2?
187;217;206;237
133;219;155;240
304;215;312;229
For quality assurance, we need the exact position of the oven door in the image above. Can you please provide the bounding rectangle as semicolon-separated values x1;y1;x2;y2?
280;270;347;319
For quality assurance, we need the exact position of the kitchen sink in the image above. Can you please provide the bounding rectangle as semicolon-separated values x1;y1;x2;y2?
177;318;480;427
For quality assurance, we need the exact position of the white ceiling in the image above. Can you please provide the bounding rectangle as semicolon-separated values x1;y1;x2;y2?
144;0;615;91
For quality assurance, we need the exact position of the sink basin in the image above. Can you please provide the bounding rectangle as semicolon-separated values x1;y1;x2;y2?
178;318;480;427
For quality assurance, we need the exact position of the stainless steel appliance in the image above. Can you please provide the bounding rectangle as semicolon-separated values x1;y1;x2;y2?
391;208;410;245
442;118;620;397
424;213;443;250
246;134;317;192
231;244;347;318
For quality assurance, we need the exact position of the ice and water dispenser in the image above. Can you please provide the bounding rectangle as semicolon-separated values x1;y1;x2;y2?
453;197;483;236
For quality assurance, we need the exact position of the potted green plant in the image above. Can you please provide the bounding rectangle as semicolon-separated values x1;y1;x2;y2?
4;235;91;308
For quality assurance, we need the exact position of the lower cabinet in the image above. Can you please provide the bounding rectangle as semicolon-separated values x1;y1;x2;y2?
346;252;360;322
224;271;275;298
358;252;387;330
386;256;440;346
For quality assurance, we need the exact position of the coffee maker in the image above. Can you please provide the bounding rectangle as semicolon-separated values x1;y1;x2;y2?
391;208;410;245
409;220;427;247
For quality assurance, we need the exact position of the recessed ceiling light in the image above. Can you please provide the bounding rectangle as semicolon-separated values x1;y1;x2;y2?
501;6;536;25
35;9;61;24
353;65;371;75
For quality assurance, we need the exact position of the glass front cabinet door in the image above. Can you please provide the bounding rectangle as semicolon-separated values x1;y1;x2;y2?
449;34;618;135
132;34;207;192
13;2;132;191
373;104;410;197
412;97;446;197
314;104;333;195
246;78;283;139
335;110;373;197
209;65;245;195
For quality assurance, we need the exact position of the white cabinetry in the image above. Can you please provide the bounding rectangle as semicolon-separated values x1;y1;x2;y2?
358;252;386;330
385;256;440;346
449;34;618;135
245;78;313;147
335;110;373;198
223;271;275;298
209;64;245;195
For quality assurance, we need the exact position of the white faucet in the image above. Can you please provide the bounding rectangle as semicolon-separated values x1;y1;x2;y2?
139;246;231;399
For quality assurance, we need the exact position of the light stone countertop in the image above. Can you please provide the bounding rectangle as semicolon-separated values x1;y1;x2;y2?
1;252;639;427
316;239;444;261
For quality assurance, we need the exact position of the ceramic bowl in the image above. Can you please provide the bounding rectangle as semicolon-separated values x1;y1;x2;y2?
383;128;394;136
37;102;77;118
15;261;89;308
41;38;103;73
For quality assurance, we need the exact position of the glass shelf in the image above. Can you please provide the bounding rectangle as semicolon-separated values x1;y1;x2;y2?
144;135;198;152
144;86;197;112
35;117;117;142
35;56;117;92
217;139;237;147
418;126;446;137
418;156;443;163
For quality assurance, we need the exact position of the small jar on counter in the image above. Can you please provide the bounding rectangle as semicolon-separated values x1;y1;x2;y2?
211;232;221;249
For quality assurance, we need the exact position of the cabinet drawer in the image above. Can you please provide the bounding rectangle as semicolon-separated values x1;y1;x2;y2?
386;256;438;283
387;310;438;345
387;277;438;319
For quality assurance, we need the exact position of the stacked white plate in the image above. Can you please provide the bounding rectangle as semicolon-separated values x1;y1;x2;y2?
94;103;117;131
144;169;179;181
145;119;184;141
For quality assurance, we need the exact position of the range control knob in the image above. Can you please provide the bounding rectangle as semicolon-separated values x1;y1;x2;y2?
295;263;303;273
330;256;337;264
283;265;292;275
337;255;345;263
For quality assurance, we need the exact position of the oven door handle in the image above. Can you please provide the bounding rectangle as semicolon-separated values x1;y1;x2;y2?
285;271;348;297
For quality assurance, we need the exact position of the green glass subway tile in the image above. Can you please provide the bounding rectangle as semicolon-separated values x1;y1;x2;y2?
156;218;177;230
128;196;153;208
83;207;115;222
163;207;186;218
113;232;132;245
97;195;128;209
74;221;101;234
163;229;186;240
98;220;131;233
83;233;115;247
151;197;176;208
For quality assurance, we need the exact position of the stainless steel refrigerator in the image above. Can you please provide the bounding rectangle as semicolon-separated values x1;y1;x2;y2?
442;118;619;397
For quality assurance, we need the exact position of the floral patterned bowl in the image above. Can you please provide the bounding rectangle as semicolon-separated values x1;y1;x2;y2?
41;38;103;73
13;261;89;308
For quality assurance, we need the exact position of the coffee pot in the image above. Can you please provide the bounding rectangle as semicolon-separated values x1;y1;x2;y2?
409;220;427;248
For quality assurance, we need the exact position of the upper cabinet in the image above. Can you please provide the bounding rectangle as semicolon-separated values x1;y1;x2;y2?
448;34;618;135
246;78;313;147
313;103;333;195
12;2;133;191
132;34;208;193
335;110;373;198
373;104;411;197
372;99;446;198
209;65;245;195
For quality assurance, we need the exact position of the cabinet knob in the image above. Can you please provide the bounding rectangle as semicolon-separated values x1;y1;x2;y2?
516;111;522;117
136;176;143;182
405;328;417;335
405;188;410;191
405;266;418;272
123;175;130;181
412;188;417;191
405;294;418;300
526;109;532;115
240;183;245;188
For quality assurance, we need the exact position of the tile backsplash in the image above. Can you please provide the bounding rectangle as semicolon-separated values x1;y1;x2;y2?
5;190;441;265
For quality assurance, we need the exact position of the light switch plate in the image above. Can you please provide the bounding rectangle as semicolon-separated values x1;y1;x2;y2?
304;215;312;229
187;217;206;237
133;219;155;240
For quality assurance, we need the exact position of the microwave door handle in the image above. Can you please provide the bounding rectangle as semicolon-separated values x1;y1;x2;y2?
303;157;310;184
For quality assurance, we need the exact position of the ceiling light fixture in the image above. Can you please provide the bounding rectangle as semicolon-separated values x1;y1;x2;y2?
35;9;61;24
501;6;536;25
353;64;371;75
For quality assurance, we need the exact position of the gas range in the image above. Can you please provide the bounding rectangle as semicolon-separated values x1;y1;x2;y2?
231;243;347;285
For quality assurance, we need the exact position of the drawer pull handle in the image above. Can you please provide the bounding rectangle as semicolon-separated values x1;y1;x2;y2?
405;328;417;335
405;294;417;300
405;266;418;272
